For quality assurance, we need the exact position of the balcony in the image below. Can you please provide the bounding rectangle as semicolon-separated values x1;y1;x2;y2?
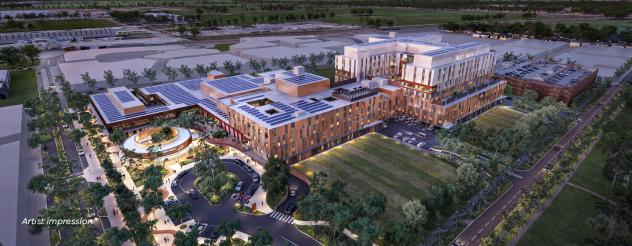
434;80;504;106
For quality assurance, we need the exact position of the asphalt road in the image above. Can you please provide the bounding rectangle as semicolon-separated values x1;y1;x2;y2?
454;71;632;245
172;159;318;246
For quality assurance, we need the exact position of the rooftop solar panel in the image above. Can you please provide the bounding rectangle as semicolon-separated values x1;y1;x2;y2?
292;100;333;113
179;79;202;91
205;75;259;94
113;90;136;103
284;73;326;85
237;101;298;126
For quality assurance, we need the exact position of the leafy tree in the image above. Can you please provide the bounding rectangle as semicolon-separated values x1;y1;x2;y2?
402;199;428;228
353;194;386;218
83;183;112;207
103;70;116;87
97;227;132;246
207;61;218;71
189;27;200;40
216;219;241;241
123;69;140;84
166;203;191;222
0;46;25;68
162;66;178;80
349;217;383;246
261;158;289;206
69;129;85;144
142;68;157;83
81;72;97;91
142;191;164;215
195;64;207;77
20;44;40;65
179;65;193;78
456;162;480;195
384;221;415;245
174;228;199;246
109;128;126;146
177;25;187;37
67;224;98;245
249;229;272;246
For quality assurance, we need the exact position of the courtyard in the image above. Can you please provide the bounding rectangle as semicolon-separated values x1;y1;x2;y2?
293;132;457;220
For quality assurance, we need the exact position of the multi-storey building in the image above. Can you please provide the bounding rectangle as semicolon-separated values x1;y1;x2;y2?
90;67;398;163
335;33;505;127
495;60;598;104
90;33;509;162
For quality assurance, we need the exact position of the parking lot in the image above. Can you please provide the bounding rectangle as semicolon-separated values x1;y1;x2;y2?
379;115;440;151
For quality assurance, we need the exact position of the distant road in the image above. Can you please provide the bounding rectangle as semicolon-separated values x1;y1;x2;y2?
454;69;632;246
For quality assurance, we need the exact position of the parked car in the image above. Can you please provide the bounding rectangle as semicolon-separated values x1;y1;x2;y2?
235;181;244;192
189;190;200;200
206;225;219;239
244;165;253;172
171;180;178;187
416;132;427;138
252;174;259;183
284;204;298;215
553;145;562;151
289;189;296;197
417;142;426;148
193;222;209;234
77;149;85;156
402;137;410;142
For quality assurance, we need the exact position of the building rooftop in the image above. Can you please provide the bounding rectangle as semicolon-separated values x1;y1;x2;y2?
496;60;596;86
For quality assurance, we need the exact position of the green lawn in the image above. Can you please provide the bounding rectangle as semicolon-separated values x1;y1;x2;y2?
0;19;118;33
0;69;38;107
517;185;601;246
213;43;231;52
327;8;521;26
293;133;457;221
472;106;525;129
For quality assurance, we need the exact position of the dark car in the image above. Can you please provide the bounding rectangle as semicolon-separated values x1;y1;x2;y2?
284;204;298;215
553;145;561;151
189;190;200;200
176;170;190;180
207;225;219;239
244;165;253;172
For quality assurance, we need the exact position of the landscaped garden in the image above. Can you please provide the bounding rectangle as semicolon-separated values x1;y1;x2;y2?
0;68;38;107
472;106;525;129
294;133;457;220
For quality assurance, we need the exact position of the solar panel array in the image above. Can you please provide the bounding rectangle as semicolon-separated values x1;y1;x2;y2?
92;94;168;123
423;42;480;56
283;73;326;85
178;79;202;91
292;100;333;113
113;90;136;103
144;83;228;119
238;102;298;126
205;74;259;94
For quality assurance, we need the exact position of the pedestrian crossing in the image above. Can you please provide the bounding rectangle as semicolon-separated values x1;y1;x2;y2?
269;211;294;224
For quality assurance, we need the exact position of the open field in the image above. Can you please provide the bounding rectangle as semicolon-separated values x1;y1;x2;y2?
472;106;525;129
293;133;457;220
213;43;231;52
517;185;601;246
0;19;117;33
0;69;38;107
308;67;334;82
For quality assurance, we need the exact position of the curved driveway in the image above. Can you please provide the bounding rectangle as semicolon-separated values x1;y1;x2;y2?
172;159;319;246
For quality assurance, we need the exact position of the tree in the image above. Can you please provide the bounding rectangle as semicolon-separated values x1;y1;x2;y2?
142;191;164;215
103;70;116;87
97;227;132;246
179;65;193;78
69;129;85;144
84;183;112;207
109;128;126;146
349;217;383;246
189;27;200;40
261;158;289;206
457;162;480;195
0;46;24;68
142;67;157;83
249;229;272;246
166;203;191;223
67;224;98;245
195;64;207;77
207;61;218;71
216;219;241;241
162;66;178;80
123;69;140;84
81;72;97;91
177;25;187;37
20;44;40;65
193;143;223;180
175;228;199;246
402;199;428;228
385;221;415;245
353;194;386;218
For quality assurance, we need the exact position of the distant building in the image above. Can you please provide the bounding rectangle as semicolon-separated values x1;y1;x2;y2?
0;70;9;99
495;60;598;104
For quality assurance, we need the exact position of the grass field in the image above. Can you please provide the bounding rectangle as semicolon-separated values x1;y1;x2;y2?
472;106;525;129
517;185;601;246
213;43;231;52
308;67;334;82
293;133;457;220
0;19;118;33
0;69;38;107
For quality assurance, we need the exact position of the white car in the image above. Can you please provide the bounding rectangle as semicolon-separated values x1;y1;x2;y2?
402;137;410;142
417;142;426;148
